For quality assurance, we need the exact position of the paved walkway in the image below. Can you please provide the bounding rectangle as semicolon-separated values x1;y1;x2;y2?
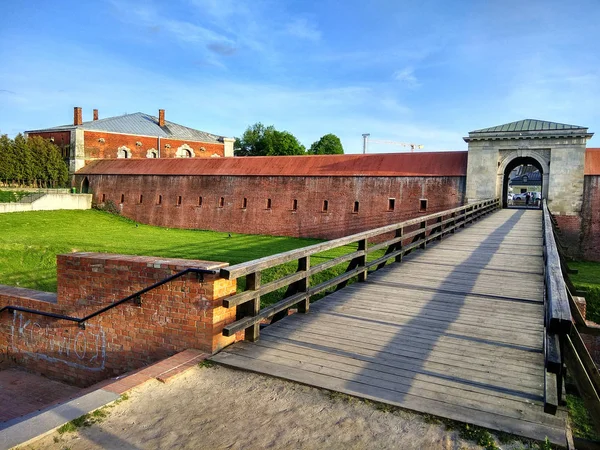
212;209;568;446
0;368;81;423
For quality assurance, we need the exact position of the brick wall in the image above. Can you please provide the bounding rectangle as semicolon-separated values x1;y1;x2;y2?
552;214;583;259
27;130;72;158
581;175;600;261
80;174;466;239
0;253;237;387
83;131;224;160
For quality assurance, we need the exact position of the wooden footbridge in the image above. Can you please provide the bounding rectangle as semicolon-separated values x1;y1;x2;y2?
212;199;599;447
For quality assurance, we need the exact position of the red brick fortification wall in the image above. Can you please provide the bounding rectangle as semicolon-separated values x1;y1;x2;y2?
581;175;600;261
0;253;237;387
83;131;224;160
82;174;466;239
553;214;583;259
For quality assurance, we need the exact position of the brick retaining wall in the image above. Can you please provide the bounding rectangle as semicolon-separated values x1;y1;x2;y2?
0;253;237;387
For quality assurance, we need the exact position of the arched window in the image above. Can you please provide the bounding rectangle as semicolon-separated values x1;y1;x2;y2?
176;144;195;158
117;146;131;159
146;149;158;158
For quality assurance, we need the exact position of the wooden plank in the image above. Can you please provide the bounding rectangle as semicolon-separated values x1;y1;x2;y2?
272;314;544;365
306;306;543;348
544;370;558;415
339;284;545;318
316;296;545;332
223;341;557;425
211;352;566;446
260;325;544;383
546;333;562;374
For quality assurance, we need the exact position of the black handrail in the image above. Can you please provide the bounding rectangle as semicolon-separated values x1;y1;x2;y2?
0;267;219;328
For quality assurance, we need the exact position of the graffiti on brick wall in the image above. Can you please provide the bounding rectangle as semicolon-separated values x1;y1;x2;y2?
10;312;106;371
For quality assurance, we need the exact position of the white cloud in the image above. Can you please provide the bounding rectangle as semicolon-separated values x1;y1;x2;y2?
285;18;321;42
393;67;420;87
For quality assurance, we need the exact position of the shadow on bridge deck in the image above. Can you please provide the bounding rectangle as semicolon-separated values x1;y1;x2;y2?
211;209;567;446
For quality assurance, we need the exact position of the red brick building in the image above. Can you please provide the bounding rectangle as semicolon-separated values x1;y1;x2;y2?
75;152;468;240
25;107;234;174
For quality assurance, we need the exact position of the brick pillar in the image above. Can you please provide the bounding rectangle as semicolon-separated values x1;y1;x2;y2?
158;109;165;127
73;107;82;126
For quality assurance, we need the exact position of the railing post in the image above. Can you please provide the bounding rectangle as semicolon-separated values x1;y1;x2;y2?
395;227;403;263
358;239;368;282
419;220;427;249
451;212;456;234
238;271;261;341
436;216;443;241
297;256;310;313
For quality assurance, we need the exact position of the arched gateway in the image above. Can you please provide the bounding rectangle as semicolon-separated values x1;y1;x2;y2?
464;119;593;216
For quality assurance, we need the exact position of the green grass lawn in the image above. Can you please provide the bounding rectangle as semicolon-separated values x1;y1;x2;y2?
570;261;600;323
0;210;372;306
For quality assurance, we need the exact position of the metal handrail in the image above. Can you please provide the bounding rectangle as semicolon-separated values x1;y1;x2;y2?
0;267;218;328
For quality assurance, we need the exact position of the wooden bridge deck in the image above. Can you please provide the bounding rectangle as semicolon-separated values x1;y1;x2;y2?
211;209;568;445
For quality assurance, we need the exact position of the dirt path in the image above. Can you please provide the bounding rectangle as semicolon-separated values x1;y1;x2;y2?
26;365;521;450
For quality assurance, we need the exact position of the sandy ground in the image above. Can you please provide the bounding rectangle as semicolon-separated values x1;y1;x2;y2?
25;365;521;450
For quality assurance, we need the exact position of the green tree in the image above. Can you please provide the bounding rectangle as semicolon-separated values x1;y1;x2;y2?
235;123;306;156
308;133;344;155
0;134;16;184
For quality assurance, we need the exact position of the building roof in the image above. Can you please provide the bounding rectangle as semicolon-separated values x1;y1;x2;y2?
471;119;586;134
76;152;468;177
509;171;541;186
585;148;600;175
26;112;224;143
464;119;593;142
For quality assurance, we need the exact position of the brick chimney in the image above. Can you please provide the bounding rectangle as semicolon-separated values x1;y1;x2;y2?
74;107;82;126
158;109;165;127
93;109;98;121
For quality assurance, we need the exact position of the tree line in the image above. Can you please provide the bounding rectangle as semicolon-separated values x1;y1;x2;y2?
235;123;344;156
0;134;69;187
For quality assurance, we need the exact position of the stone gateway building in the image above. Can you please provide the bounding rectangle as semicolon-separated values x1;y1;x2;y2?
25;107;235;174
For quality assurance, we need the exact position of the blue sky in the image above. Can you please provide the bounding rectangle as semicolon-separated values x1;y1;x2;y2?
1;0;600;153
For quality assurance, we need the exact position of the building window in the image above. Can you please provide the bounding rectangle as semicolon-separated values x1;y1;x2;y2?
117;146;131;159
146;149;158;158
120;194;125;204
176;196;182;206
322;200;329;212
292;199;298;211
388;198;395;211
219;197;225;208
157;195;162;205
353;201;359;213
101;194;106;203
266;198;272;209
139;195;143;204
176;144;195;158
420;199;428;212
198;196;203;207
242;197;248;209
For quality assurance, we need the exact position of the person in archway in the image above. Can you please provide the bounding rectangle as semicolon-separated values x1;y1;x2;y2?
525;193;530;206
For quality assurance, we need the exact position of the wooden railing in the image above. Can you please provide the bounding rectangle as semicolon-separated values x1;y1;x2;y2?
541;199;572;414
219;198;500;342
546;205;600;434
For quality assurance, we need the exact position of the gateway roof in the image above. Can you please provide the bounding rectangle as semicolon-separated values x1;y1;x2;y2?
471;119;586;134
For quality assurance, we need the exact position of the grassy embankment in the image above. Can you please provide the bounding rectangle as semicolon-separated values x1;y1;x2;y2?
0;210;384;305
570;261;600;323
